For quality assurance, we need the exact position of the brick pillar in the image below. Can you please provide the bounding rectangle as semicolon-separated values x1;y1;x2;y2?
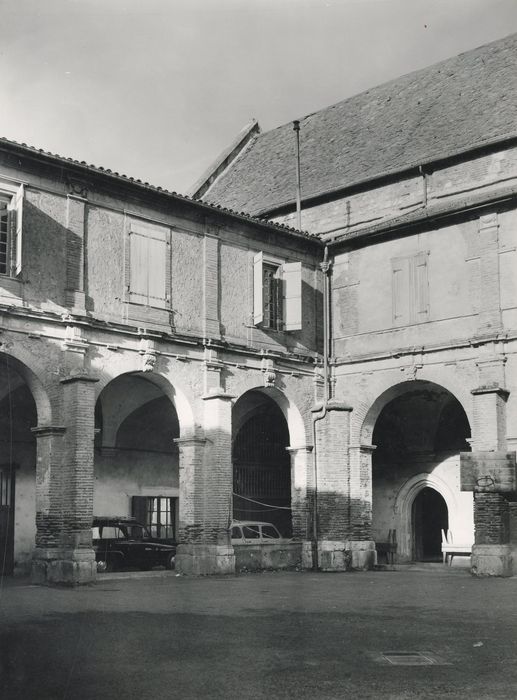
287;445;313;567
348;443;376;569
31;374;98;585
174;390;235;575
312;401;375;570
468;366;512;575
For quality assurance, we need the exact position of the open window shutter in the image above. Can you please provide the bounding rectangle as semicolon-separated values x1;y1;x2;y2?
392;257;410;325
147;235;168;309
129;232;149;305
413;252;429;321
131;496;149;526
282;261;302;331
14;185;23;276
253;251;264;325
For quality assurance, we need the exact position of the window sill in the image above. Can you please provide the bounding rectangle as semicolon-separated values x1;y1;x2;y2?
0;276;23;304
125;302;172;329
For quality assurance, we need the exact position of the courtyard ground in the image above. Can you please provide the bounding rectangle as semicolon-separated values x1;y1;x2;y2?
0;566;516;699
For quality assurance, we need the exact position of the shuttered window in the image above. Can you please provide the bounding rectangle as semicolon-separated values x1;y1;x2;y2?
253;253;303;331
0;184;24;278
128;221;169;308
391;252;429;325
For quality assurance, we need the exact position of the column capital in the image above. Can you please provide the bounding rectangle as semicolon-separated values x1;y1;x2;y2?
31;425;66;437
173;436;207;447
286;444;314;454
471;385;509;400
201;391;236;401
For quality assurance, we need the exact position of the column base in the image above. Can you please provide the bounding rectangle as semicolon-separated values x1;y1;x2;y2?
346;540;377;570
175;544;235;576
31;547;97;586
316;540;351;571
471;544;513;577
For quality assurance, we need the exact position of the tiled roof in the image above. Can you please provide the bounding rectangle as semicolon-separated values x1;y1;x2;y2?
0;136;317;241
200;33;517;216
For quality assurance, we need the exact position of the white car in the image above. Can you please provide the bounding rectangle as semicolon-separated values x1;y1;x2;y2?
230;520;285;544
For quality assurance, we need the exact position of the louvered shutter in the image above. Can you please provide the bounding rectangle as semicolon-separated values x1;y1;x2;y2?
253;251;264;325
414;252;429;321
14;185;23;276
282;261;302;331
147;235;167;309
129;231;149;305
392;257;410;324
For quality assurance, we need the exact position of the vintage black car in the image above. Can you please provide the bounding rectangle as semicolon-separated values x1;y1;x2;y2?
92;517;176;573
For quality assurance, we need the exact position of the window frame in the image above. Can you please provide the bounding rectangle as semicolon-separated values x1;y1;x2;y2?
391;251;430;326
0;179;24;280
126;217;171;310
253;252;302;332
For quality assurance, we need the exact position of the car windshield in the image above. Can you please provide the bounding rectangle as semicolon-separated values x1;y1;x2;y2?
123;525;148;539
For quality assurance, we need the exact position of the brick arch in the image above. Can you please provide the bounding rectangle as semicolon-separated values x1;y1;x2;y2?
95;369;195;437
0;350;52;426
354;374;472;446
232;385;308;448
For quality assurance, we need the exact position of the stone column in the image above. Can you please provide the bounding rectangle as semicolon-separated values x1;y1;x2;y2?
31;374;98;585
287;444;313;567
174;380;235;575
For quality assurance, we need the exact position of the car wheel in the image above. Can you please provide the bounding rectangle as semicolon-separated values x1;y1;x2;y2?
96;559;110;574
165;553;175;570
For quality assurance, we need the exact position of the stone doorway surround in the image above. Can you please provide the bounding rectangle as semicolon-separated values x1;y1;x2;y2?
393;473;459;561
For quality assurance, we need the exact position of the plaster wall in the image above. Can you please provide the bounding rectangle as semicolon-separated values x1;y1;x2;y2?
273;144;517;237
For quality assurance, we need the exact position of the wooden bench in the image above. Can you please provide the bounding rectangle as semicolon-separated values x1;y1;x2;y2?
441;529;472;566
376;529;397;565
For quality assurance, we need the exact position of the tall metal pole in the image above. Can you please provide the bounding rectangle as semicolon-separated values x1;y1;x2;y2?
293;120;302;231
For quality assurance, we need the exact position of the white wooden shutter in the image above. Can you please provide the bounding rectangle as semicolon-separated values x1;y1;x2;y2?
392;257;410;325
129;221;168;307
129;231;149;305
147;235;167;309
413;252;429;321
253;251;264;325
282;261;302;331
14;184;23;276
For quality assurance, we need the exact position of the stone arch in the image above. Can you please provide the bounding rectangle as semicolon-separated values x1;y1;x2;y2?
357;377;472;446
232;385;307;448
393;472;458;560
0;350;52;426
95;369;195;438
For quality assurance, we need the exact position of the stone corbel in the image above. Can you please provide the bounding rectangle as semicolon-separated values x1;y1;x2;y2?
139;338;157;372
261;355;276;388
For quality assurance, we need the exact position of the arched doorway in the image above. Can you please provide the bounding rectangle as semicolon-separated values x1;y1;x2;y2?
94;374;180;541
0;355;39;575
232;390;292;537
412;487;448;561
367;380;473;562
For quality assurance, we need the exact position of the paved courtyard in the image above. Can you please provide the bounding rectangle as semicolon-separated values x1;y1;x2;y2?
1;566;516;699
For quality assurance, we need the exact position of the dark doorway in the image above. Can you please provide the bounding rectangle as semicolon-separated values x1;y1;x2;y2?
412;487;448;561
0;465;15;575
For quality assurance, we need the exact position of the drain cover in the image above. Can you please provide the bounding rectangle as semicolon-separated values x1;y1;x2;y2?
383;652;435;666
371;651;449;666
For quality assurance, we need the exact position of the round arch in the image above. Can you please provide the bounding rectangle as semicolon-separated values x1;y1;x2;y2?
358;378;472;446
0;350;52;426
232;385;307;448
95;369;195;437
393;472;458;560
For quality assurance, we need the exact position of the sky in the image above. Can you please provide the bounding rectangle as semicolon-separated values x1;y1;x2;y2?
1;0;517;195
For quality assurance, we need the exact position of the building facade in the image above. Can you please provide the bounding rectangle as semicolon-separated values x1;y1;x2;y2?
2;34;517;584
194;34;517;577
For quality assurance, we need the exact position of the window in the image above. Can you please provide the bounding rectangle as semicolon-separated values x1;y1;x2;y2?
0;182;23;278
253;252;302;331
391;251;429;325
132;495;177;540
128;220;170;308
